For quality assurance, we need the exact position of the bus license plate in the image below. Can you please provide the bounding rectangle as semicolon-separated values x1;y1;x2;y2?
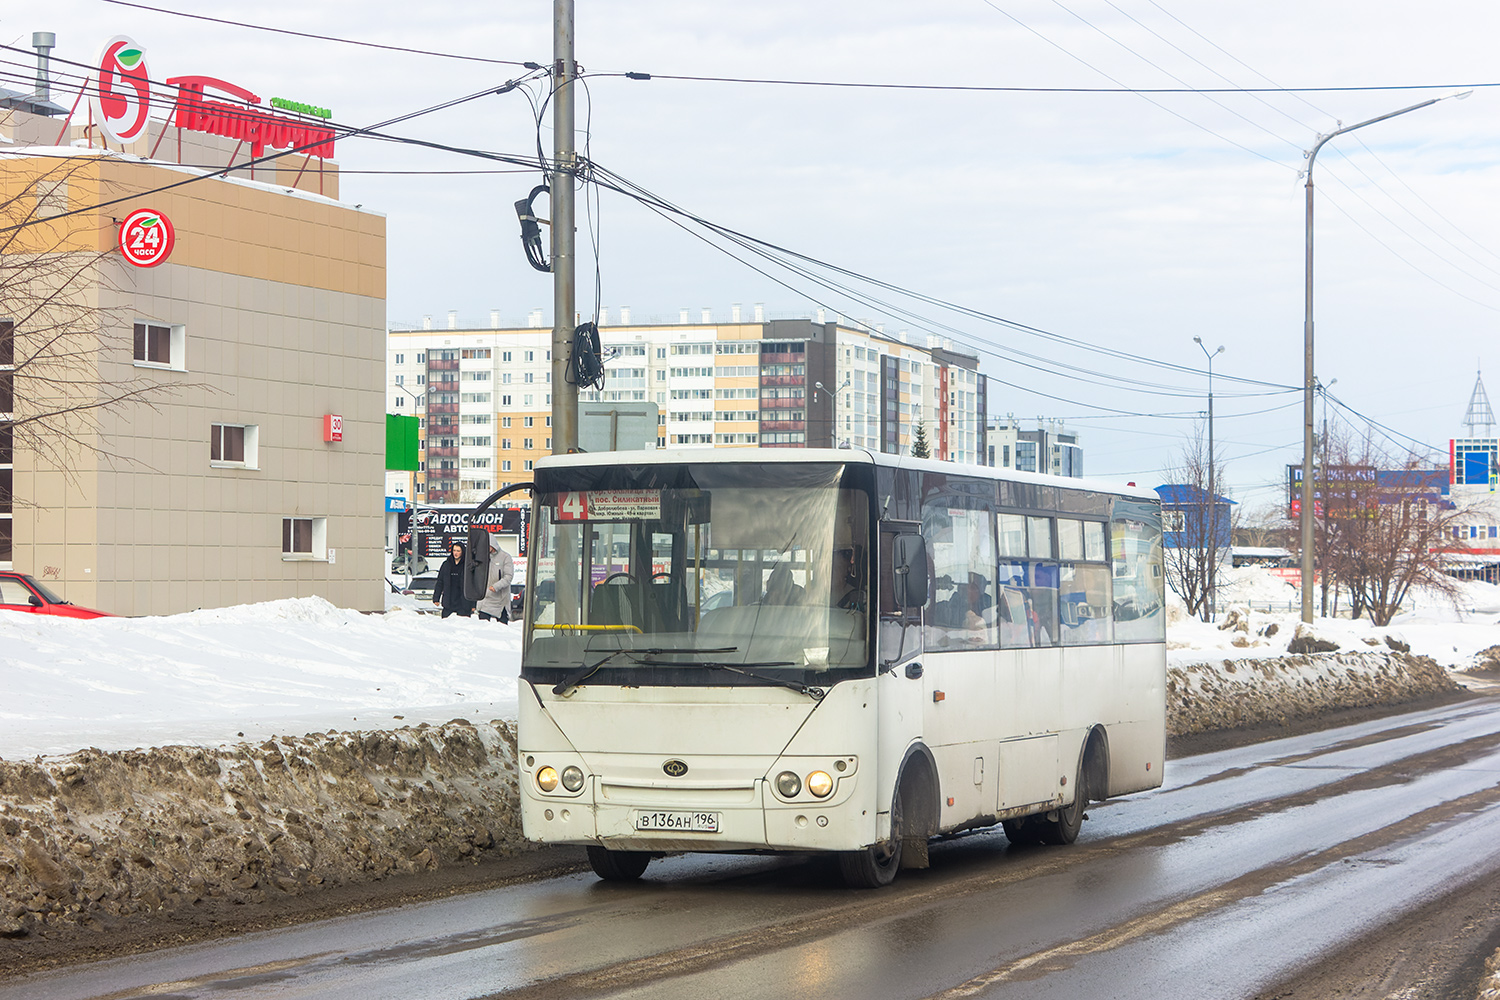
635;810;720;833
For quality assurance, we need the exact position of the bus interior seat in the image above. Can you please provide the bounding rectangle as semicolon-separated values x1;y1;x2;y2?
590;582;638;629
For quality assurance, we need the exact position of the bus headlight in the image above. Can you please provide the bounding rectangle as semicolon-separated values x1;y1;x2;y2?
536;766;559;792
561;765;585;792
806;771;834;798
775;771;802;798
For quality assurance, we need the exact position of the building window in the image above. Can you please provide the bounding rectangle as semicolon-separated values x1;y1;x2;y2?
282;516;328;560
211;423;259;468
502;460;512;472
523;438;534;449
133;321;184;369
502;439;511;449
524;459;534;471
524;416;535;427
416;353;426;364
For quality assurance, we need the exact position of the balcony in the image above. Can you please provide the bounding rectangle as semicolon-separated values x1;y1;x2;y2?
760;352;803;364
759;420;805;432
428;358;459;371
760;374;804;388
428;403;459;415
426;446;458;458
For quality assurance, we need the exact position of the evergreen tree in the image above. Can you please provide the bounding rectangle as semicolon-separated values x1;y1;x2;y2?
911;421;931;458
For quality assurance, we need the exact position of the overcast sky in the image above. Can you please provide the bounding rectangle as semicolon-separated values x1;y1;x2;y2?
9;1;1500;511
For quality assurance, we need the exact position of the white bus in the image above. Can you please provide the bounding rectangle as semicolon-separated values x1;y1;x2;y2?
517;449;1166;887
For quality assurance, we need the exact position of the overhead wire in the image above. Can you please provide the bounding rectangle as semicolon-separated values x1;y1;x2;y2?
1043;0;1303;159
582;159;1298;391
99;0;536;66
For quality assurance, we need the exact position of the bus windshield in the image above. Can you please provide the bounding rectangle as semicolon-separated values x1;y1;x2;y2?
522;461;873;690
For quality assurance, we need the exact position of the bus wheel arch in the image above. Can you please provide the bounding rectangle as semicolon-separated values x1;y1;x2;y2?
1037;725;1109;846
838;742;939;889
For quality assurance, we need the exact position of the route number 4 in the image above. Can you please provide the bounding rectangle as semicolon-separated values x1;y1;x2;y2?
559;492;589;520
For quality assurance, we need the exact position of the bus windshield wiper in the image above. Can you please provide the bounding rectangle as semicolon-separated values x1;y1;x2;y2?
552;647;738;696
635;658;825;700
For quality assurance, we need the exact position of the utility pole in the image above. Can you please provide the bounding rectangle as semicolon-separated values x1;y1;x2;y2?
550;0;577;455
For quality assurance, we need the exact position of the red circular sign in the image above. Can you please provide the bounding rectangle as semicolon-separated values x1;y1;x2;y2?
118;209;176;268
90;36;152;145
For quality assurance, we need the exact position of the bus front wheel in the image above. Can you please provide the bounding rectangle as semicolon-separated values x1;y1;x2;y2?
587;846;652;881
838;789;904;888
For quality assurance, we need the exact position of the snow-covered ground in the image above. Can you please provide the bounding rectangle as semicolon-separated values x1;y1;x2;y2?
1170;567;1500;669
0;600;522;759
2;569;1497;761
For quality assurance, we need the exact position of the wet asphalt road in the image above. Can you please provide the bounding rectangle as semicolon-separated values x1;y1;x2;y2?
7;696;1500;1000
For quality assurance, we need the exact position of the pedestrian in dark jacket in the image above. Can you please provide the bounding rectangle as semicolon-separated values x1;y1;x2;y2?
432;541;475;618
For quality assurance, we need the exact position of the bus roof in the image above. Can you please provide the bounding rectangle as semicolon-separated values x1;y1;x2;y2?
534;447;1160;503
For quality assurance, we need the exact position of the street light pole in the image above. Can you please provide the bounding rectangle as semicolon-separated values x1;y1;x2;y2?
1299;92;1469;624
1194;337;1224;620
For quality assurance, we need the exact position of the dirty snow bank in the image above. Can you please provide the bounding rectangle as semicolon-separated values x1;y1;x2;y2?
0;720;522;939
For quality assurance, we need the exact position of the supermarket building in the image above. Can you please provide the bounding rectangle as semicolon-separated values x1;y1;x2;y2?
1;32;385;614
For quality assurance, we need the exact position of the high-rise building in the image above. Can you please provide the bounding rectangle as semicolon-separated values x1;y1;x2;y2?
387;317;987;503
984;417;1084;478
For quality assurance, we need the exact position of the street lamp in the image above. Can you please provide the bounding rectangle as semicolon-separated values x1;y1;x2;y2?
1194;337;1224;619
1299;91;1470;623
813;376;851;448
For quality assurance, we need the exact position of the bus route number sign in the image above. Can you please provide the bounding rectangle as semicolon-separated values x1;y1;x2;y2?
556;490;661;521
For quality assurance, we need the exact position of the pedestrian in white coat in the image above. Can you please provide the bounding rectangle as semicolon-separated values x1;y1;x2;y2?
476;534;515;623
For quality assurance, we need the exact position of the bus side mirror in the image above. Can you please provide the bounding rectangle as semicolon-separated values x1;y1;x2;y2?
892;534;928;609
464;527;491;602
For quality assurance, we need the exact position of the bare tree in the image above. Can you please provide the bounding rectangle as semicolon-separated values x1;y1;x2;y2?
1160;423;1228;622
1;157;187;511
1314;429;1465;626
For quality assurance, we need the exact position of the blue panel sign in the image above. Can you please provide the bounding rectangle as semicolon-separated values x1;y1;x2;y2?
385;496;408;513
1464;452;1489;486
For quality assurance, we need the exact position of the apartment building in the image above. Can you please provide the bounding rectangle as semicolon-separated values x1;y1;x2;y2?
387;316;987;503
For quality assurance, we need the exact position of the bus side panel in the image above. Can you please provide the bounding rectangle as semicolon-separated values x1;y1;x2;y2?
1107;642;1167;796
921;648;1001;830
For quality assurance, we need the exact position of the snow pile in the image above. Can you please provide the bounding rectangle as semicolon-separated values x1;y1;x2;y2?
0;720;523;940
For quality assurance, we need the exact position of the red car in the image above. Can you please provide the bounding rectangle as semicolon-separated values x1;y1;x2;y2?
0;571;113;619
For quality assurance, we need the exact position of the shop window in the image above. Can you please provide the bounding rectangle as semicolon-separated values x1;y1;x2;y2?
211;423;259;468
133;321;185;370
282;516;328;560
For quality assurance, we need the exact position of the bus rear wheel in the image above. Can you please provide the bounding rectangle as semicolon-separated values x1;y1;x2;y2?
586;846;652;881
839;788;904;888
1037;753;1091;846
